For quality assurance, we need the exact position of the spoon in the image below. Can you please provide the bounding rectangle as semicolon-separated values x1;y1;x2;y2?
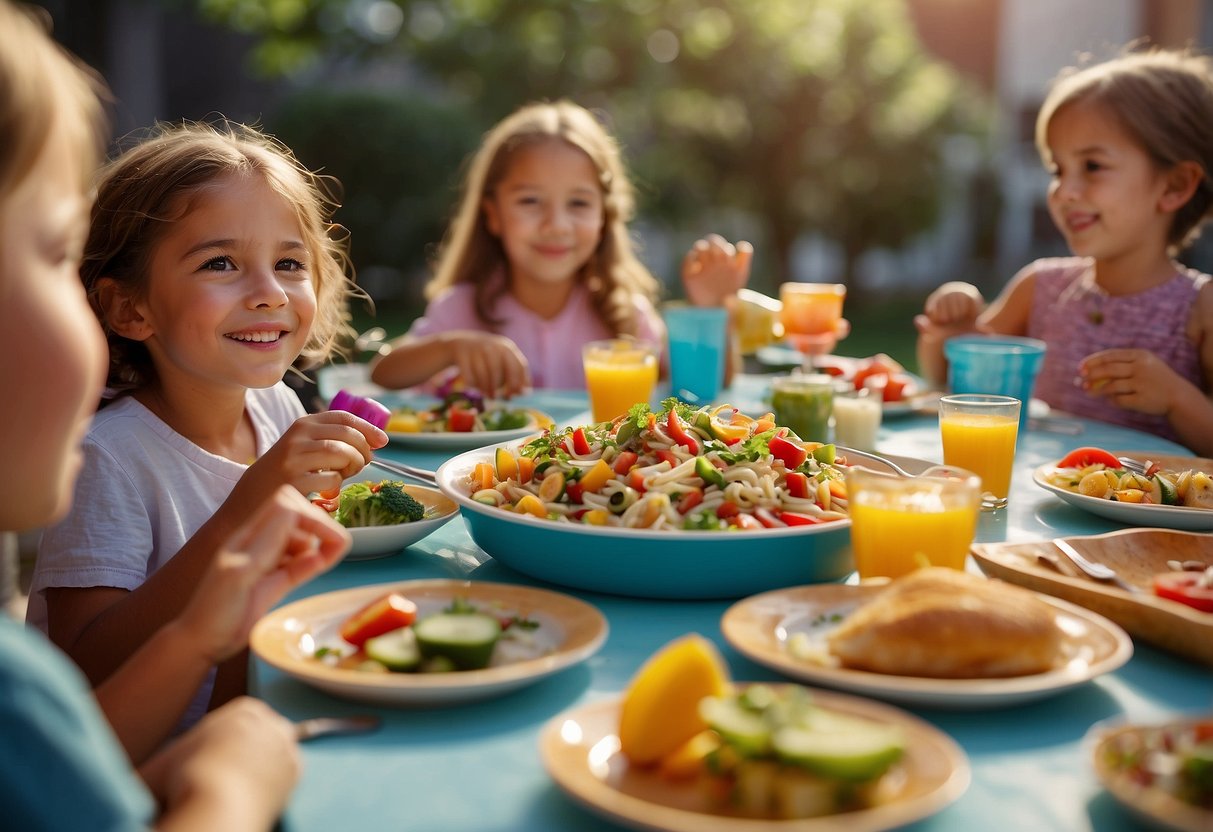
294;714;382;742
1053;538;1141;594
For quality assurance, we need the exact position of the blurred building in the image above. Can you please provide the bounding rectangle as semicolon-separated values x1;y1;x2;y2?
908;0;1212;290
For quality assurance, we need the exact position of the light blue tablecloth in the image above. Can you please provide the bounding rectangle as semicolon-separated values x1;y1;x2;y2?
254;381;1212;832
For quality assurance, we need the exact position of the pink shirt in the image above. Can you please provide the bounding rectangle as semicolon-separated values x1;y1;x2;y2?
1027;256;1207;441
407;280;665;389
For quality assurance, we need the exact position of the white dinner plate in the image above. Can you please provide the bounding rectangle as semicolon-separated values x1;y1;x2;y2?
721;583;1132;709
251;579;608;706
1032;455;1213;532
386;408;553;450
539;686;970;832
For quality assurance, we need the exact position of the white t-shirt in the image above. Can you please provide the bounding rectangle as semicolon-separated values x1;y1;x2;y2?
29;382;305;728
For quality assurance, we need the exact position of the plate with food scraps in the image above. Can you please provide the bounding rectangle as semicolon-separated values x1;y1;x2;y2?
250;579;607;706
721;582;1132;709
1089;716;1213;832
972;528;1213;667
1032;450;1213;532
539;684;969;832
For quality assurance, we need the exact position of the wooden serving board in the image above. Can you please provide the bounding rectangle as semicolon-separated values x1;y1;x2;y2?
972;528;1213;667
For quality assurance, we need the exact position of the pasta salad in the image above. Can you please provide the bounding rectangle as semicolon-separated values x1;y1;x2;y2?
465;399;850;531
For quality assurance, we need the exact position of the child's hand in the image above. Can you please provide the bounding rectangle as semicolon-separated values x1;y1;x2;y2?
254;410;387;497
178;485;350;664
139;696;300;828
681;235;753;308
1079;349;1181;416
447;332;530;398
924;282;984;325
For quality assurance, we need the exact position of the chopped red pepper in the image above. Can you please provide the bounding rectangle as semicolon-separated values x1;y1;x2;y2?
784;472;811;499
571;427;592;456
769;435;808;469
666;410;700;454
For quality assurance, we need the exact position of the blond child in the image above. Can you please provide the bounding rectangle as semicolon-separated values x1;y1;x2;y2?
369;100;751;395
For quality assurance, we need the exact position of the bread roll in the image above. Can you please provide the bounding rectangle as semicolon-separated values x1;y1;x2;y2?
826;568;1062;678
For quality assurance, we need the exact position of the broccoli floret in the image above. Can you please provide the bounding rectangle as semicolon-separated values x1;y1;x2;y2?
377;481;425;523
333;480;424;528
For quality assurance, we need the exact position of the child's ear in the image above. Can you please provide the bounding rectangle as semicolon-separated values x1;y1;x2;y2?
95;278;153;341
482;197;501;237
1159;161;1204;212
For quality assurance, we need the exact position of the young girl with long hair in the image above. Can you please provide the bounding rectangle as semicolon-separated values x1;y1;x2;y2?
0;2;349;827
370;100;751;395
30;120;387;731
916;48;1213;454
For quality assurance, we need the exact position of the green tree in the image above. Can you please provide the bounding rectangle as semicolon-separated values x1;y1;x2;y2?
198;0;987;290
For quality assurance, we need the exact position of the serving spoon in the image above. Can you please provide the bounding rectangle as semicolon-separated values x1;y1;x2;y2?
837;446;1006;510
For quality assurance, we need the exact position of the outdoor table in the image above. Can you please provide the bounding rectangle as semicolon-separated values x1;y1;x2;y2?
254;377;1213;832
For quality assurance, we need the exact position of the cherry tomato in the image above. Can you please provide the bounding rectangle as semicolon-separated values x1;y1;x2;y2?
339;593;418;647
447;405;477;432
1152;571;1213;613
1056;447;1122;469
613;450;639;475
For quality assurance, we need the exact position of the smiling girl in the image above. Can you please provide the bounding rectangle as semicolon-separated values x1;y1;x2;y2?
30;122;387;731
916;49;1213;455
369;100;751;395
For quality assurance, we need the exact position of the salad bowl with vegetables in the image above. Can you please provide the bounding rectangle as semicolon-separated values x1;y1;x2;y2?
312;467;458;560
436;399;899;599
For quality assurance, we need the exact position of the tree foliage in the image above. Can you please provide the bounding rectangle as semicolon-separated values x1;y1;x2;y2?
197;0;987;287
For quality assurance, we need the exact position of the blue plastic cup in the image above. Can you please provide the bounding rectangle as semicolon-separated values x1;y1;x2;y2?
944;335;1046;429
665;305;729;403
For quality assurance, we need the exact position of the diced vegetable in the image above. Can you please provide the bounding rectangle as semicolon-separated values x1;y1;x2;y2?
339;593;418;648
412;612;502;670
364;626;422;672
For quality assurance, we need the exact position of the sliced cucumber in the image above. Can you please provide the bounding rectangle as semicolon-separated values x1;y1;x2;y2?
772;723;903;781
700;695;771;756
413;612;502;670
363;627;422;672
1157;474;1179;506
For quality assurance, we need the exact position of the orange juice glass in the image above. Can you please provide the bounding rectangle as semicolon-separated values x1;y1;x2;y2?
582;339;658;423
778;282;845;355
939;394;1021;506
846;465;981;579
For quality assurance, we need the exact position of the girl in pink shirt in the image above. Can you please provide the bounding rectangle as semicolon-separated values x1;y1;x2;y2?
916;49;1213;455
370;100;751;394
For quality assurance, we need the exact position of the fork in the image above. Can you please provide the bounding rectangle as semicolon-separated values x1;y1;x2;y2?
371;456;438;486
294;714;382;742
1053;538;1141;594
837;446;1006;510
1116;456;1149;475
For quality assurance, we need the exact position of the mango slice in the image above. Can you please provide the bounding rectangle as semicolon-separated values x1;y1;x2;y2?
618;634;730;766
